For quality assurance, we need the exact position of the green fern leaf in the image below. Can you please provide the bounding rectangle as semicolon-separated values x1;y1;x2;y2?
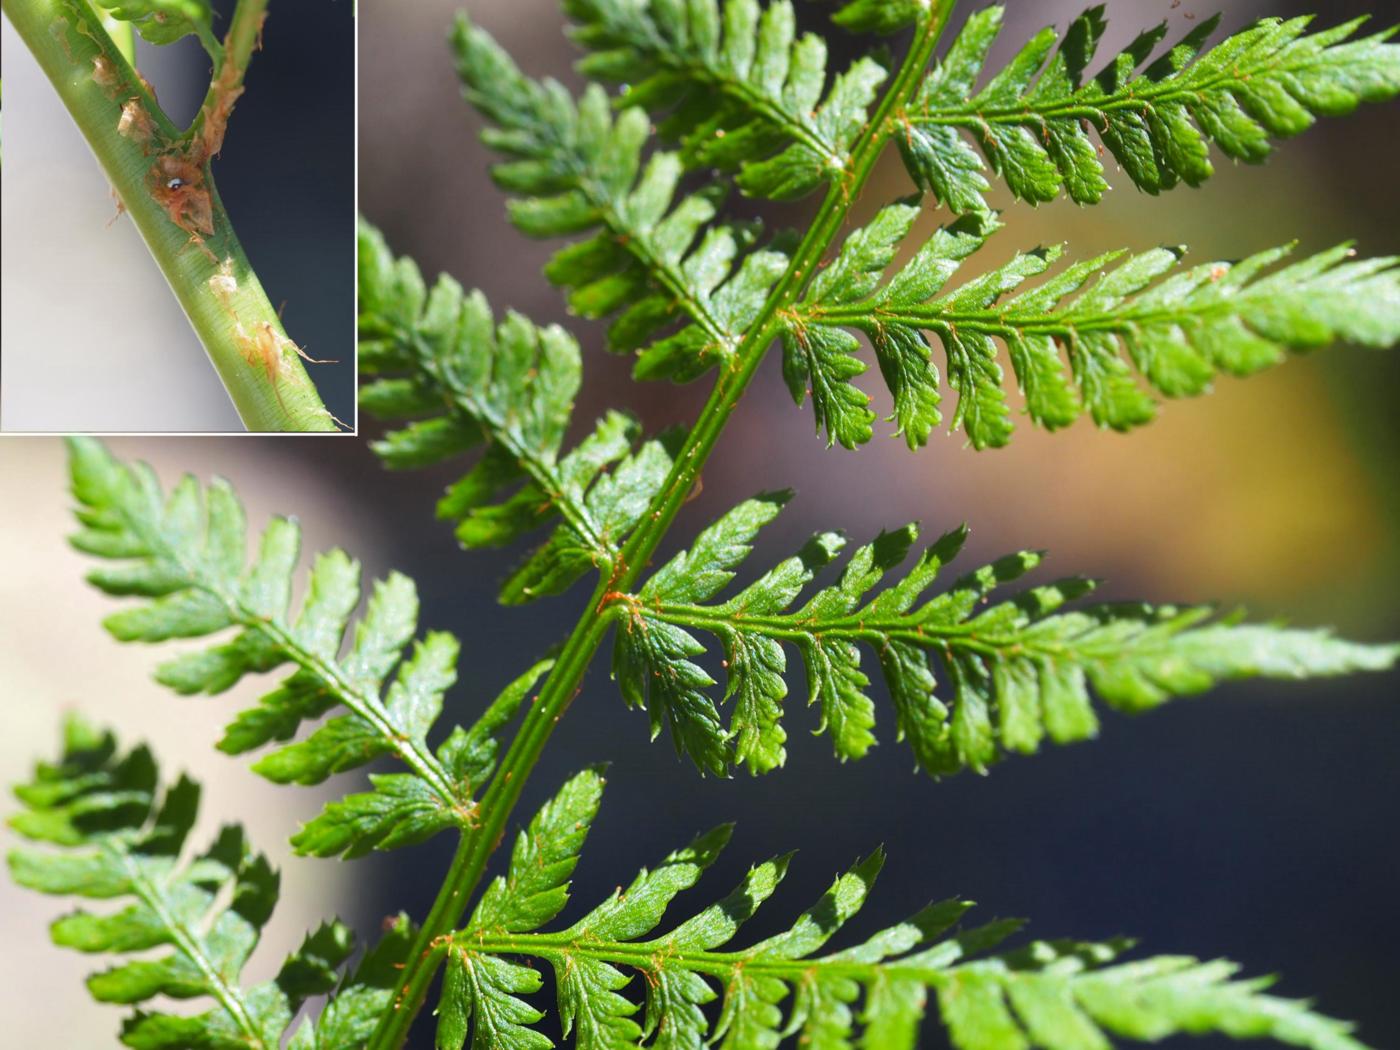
359;221;681;604
64;438;549;858
564;0;888;200
91;0;216;50
437;949;552;1050
451;15;787;382
609;497;1397;775
830;0;929;36
289;914;417;1050
784;204;1400;450
436;771;1371;1050
471;767;605;934
8;717;415;1050
902;7;1400;214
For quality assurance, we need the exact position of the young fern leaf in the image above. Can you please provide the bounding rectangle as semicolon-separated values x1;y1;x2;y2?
900;6;1400;214
830;0;932;37
64;438;551;859
563;0;889;200
359;221;680;604
438;770;1370;1050
93;0;219;54
783;203;1400;450
7;717;417;1050
288;914;418;1050
452;14;789;383
609;497;1397;776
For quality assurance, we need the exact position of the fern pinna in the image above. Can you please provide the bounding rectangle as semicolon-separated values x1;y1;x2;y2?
10;714;419;1048
13;1;1400;1048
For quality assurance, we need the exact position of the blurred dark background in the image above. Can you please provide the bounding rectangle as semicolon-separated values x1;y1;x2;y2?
6;0;1399;1045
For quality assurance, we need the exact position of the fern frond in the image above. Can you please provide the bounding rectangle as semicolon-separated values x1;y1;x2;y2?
900;7;1400;214
64;438;551;859
7;716;417;1049
782;203;1400;450
359;221;680;604
452;14;788;382
607;496;1397;775
563;0;889;200
436;769;1370;1050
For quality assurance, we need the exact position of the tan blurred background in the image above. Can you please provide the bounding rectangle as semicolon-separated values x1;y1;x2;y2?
4;0;1399;1045
0;438;395;1044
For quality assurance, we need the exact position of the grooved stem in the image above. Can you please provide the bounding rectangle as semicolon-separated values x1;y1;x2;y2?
2;0;335;432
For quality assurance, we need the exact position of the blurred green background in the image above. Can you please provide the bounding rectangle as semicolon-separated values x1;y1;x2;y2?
4;0;1399;1045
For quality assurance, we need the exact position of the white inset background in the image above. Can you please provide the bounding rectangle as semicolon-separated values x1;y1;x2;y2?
2;18;245;431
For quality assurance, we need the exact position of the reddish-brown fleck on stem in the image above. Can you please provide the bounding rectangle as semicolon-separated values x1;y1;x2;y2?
190;0;268;152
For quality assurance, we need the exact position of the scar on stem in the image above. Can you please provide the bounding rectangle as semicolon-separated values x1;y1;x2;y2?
137;70;159;103
238;320;337;384
72;14;103;48
49;17;76;62
209;259;345;427
209;257;240;317
149;154;217;259
91;56;121;99
106;187;127;228
239;322;347;428
118;99;155;147
200;20;256;161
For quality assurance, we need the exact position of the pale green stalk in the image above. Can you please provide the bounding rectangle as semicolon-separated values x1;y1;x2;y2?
3;0;336;432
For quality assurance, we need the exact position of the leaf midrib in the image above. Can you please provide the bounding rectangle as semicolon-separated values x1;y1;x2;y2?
617;599;1197;667
459;929;979;987
908;46;1324;129
113;488;460;807
805;291;1288;341
122;851;270;1049
401;327;617;565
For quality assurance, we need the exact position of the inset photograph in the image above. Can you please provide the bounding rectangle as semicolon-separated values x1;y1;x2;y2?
1;0;354;432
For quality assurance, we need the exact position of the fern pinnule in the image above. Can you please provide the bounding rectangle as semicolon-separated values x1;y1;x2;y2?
359;220;690;605
451;15;790;382
898;6;1400;214
564;0;889;200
